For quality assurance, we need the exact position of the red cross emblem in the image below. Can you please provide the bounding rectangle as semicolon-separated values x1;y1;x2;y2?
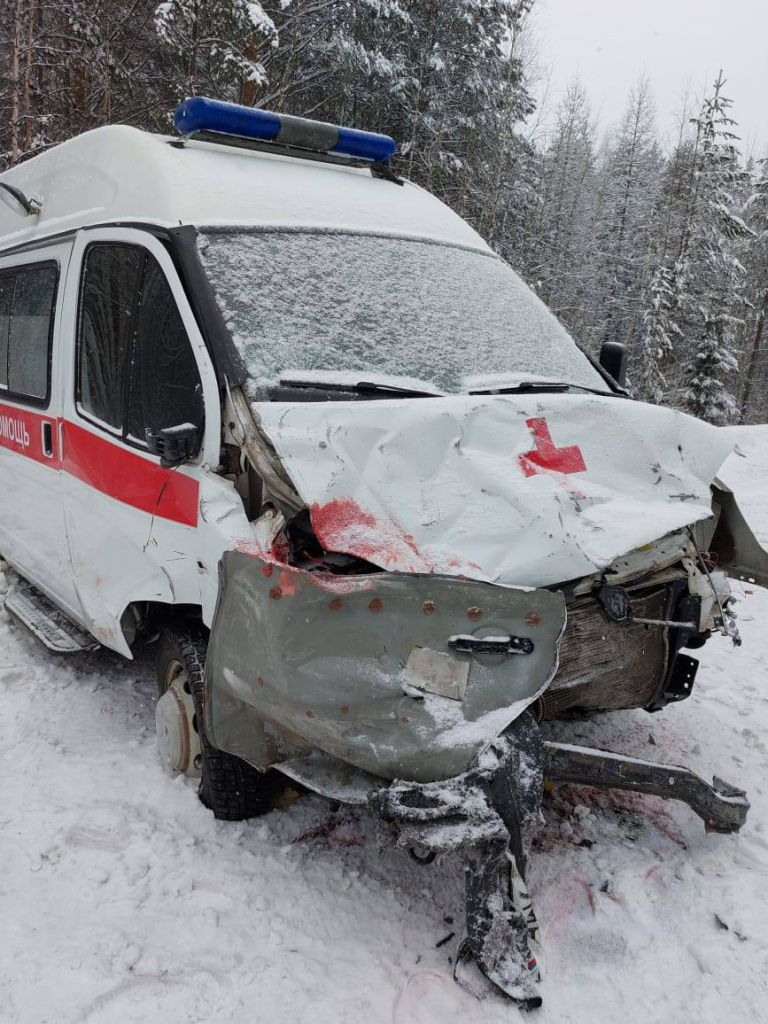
517;417;586;477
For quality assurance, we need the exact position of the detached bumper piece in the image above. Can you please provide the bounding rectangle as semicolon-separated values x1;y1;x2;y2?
544;742;750;834
371;715;545;1009
276;726;749;1012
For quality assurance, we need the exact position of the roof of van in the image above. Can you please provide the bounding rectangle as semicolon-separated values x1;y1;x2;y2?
0;125;489;253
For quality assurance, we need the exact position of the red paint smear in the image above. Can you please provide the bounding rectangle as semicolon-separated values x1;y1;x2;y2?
310;497;433;574
517;417;586;478
237;496;487;588
278;570;297;596
234;537;373;595
270;537;291;563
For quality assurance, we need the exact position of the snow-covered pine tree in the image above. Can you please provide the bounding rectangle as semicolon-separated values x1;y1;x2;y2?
740;158;768;421
635;103;698;403
155;0;278;105
526;80;597;342
462;0;538;255
638;261;685;402
393;0;536;226
591;78;662;352
680;73;752;424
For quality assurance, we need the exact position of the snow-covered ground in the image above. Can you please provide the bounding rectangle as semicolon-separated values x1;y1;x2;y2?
2;431;767;1024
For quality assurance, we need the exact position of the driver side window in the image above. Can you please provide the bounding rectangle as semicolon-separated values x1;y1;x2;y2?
77;243;204;448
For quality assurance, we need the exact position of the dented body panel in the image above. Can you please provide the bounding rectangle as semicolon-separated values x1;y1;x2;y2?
206;549;566;782
253;393;733;589
713;428;768;589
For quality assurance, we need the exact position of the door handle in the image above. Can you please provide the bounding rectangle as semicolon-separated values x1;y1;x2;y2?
41;421;54;458
448;633;534;656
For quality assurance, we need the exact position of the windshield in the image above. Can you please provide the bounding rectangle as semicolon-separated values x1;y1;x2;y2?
198;229;610;396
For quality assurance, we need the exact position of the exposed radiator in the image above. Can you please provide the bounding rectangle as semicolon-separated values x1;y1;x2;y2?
538;583;674;719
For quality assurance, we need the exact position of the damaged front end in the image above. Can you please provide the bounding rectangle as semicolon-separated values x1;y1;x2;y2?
204;391;763;1007
205;544;567;783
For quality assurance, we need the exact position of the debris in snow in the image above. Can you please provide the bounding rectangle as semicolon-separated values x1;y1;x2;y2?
2;428;768;1021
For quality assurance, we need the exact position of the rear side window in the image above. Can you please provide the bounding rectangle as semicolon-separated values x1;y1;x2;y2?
0;262;57;404
77;243;204;448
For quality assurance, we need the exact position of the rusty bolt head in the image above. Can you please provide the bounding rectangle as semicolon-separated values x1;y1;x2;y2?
525;611;541;626
261;564;274;578
329;597;343;611
340;704;350;715
467;606;483;621
368;598;383;612
257;676;265;688
422;600;436;615
305;709;314;718
401;716;410;724
269;587;283;600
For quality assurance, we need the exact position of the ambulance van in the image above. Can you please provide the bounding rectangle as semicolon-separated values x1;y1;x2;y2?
0;98;764;1005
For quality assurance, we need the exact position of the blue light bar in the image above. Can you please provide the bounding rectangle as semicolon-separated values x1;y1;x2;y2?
174;97;396;163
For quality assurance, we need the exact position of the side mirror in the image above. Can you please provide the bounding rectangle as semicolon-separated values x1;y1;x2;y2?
599;341;628;388
146;423;201;468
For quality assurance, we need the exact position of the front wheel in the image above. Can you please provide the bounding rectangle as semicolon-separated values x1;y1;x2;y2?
155;627;281;820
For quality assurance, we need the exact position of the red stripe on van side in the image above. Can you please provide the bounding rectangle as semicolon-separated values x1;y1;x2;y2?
61;421;199;527
0;402;199;526
0;401;58;464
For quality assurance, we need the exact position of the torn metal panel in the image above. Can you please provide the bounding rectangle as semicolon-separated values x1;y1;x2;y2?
225;387;303;516
275;751;386;804
711;484;768;589
712;426;768;587
205;549;566;783
253;393;734;589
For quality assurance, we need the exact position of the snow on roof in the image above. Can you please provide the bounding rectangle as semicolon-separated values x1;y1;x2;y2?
0;125;488;253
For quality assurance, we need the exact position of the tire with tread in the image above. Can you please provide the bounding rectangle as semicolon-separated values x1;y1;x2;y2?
156;627;282;820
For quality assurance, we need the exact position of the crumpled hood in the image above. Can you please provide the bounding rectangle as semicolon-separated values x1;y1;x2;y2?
253;393;734;588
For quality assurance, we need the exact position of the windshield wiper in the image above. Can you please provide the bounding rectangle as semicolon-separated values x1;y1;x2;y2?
468;381;614;397
278;376;440;398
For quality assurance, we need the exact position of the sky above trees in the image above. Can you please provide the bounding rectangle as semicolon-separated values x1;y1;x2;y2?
535;0;767;154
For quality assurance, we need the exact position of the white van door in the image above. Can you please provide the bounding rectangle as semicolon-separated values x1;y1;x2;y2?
58;228;221;655
0;242;81;616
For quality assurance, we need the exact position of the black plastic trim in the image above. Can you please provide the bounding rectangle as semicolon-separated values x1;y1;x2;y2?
166;226;247;389
646;583;703;712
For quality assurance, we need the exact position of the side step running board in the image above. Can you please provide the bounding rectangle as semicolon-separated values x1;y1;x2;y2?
4;580;99;654
544;741;749;834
